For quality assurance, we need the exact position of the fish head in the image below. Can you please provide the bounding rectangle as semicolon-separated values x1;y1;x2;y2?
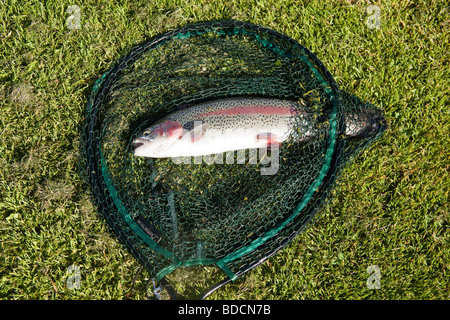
133;120;185;157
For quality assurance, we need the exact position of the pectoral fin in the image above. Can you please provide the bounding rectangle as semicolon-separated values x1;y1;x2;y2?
256;132;280;149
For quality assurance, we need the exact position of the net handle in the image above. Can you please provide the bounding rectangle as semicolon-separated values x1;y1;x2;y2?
198;277;233;300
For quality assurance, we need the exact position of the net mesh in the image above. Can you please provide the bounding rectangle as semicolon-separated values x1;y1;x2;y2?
82;20;387;295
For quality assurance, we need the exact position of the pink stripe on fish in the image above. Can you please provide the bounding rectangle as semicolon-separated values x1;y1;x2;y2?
199;105;295;117
156;120;183;138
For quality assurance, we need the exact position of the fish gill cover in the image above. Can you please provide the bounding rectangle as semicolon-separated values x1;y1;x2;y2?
81;19;387;299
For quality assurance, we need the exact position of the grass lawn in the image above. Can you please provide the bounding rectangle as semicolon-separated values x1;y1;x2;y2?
0;0;448;300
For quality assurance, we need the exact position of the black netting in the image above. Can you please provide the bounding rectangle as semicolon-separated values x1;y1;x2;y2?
81;20;387;298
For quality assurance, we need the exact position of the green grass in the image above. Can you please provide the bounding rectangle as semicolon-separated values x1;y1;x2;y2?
1;0;448;299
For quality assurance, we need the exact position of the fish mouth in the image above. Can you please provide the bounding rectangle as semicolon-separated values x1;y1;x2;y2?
133;139;145;149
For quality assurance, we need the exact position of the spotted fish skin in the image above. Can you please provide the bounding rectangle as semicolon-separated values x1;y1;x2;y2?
133;97;309;158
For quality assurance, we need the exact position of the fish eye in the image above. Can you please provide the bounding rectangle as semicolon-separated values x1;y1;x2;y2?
143;130;152;137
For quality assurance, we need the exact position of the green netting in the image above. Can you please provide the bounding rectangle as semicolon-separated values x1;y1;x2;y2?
82;20;387;298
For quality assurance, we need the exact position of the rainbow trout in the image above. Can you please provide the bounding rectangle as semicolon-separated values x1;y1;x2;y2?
133;97;310;158
133;96;378;158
